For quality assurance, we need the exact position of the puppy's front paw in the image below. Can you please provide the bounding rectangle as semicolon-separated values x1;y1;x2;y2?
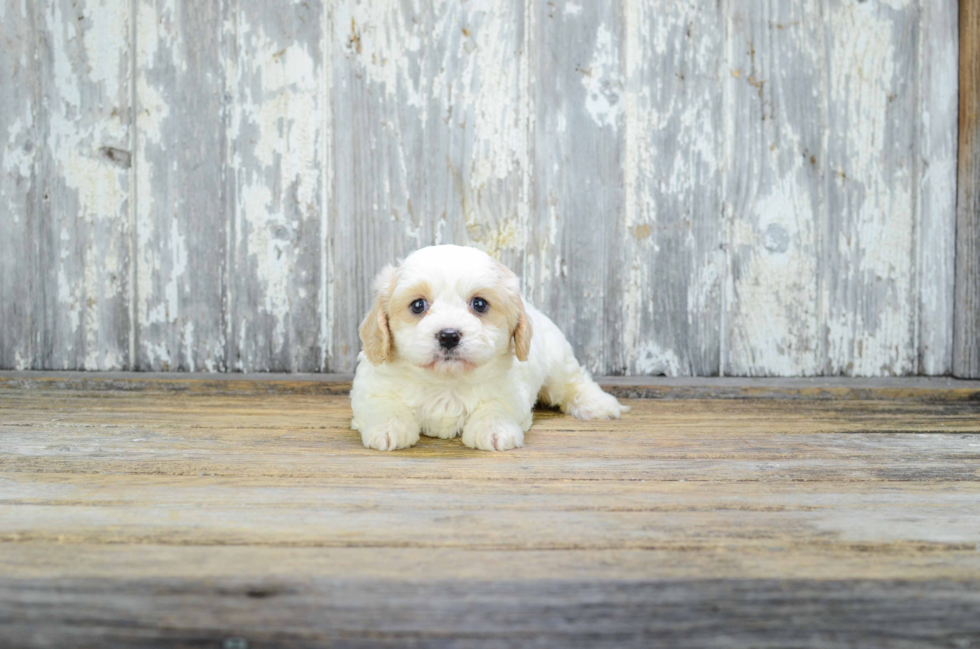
568;388;626;420
361;418;420;451
462;417;524;452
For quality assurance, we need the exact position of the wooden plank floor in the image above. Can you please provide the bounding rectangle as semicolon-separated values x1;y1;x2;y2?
1;377;980;648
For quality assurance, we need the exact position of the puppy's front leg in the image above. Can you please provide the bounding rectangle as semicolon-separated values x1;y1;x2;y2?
353;398;421;451
462;403;526;452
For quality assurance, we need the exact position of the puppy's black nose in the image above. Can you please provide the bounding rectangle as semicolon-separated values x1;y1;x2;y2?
437;329;461;350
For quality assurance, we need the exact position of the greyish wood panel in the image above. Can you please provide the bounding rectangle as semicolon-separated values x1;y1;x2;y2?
823;0;918;376
227;0;326;372
955;0;980;378
527;0;624;375
331;0;527;371
620;0;724;376
0;0;36;370
0;0;965;377
724;0;957;378
916;0;958;375
34;0;133;370
724;1;827;376
134;0;228;371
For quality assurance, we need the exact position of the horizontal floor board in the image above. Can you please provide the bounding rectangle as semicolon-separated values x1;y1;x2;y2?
3;577;980;649
3;543;980;582
2;393;977;482
2;476;979;550
3;371;980;400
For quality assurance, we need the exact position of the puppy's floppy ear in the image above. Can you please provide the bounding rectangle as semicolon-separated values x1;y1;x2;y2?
495;261;533;362
359;264;398;365
513;295;532;362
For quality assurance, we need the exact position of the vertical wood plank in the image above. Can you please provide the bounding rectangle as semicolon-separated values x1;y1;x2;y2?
915;0;958;375
226;0;326;372
526;0;624;375
331;0;428;372
724;1;827;376
332;0;528;372
955;0;980;377
621;0;724;376
35;0;133;370
0;0;37;369
321;3;335;373
134;0;228;371
824;0;918;376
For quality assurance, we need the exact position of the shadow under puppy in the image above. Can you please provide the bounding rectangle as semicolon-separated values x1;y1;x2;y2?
351;245;626;451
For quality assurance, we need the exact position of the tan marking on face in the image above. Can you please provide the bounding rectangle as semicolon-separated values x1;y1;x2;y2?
359;265;399;364
387;280;434;330
491;261;532;361
468;286;514;334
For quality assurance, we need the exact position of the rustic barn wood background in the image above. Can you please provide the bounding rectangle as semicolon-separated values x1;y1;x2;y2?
0;0;964;376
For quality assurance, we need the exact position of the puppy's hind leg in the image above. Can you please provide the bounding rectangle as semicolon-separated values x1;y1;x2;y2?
539;359;627;421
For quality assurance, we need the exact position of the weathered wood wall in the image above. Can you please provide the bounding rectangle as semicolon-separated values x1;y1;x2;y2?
956;0;980;378
0;0;962;376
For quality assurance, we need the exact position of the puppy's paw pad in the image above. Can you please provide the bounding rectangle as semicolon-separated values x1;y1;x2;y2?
568;390;625;420
361;419;420;451
462;418;524;452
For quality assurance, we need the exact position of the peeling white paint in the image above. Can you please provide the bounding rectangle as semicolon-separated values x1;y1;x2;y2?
826;2;914;375
1;0;960;377
462;6;524;198
81;0;128;102
581;23;622;129
135;0;175;334
634;342;682;376
40;0;132;370
621;0;725;375
319;3;335;372
729;181;821;376
914;0;958;374
337;1;424;109
2;117;34;182
233;16;323;367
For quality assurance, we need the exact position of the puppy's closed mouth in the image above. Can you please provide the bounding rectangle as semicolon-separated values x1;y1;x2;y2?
425;351;476;373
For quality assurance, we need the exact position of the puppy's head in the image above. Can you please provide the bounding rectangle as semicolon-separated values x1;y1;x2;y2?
359;245;532;373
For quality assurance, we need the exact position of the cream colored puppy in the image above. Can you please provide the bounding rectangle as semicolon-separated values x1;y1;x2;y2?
350;245;625;451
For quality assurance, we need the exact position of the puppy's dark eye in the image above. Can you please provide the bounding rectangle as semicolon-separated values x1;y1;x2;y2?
410;299;427;315
470;297;489;313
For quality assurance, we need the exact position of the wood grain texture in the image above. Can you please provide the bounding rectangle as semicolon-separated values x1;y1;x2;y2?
621;0;724;376
725;0;827;376
134;0;228;372
227;0;326;372
917;0;959;375
331;0;528;371
824;0;919;376
956;0;980;378
3;577;979;649
3;392;978;482
0;0;36;370
526;0;624;375
5;370;980;400
0;1;966;376
34;0;133;370
0;384;979;646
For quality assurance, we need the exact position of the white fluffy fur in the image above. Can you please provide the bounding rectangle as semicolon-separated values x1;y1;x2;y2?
351;245;626;451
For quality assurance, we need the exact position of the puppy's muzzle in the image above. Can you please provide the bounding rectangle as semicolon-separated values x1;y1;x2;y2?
437;329;461;350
